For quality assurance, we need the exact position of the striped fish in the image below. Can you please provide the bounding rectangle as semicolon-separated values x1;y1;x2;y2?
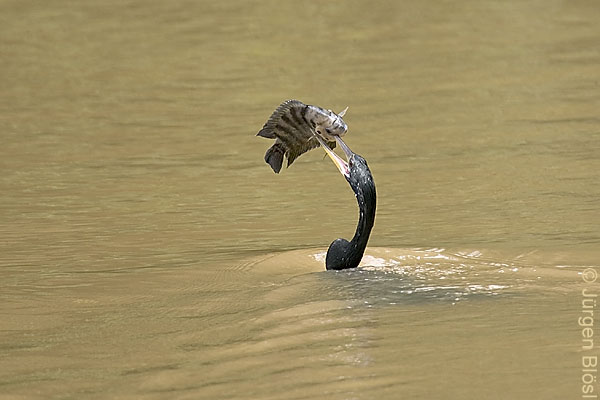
257;99;348;173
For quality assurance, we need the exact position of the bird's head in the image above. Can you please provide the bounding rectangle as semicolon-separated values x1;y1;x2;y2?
314;135;375;201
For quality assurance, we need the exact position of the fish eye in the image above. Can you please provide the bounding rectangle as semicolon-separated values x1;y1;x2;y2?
325;128;331;134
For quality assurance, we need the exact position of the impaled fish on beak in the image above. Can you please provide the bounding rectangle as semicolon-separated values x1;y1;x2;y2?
256;99;349;173
312;134;354;178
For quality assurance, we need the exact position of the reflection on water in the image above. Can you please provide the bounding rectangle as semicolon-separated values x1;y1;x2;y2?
1;0;599;399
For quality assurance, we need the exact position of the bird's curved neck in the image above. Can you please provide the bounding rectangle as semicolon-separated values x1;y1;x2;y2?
347;181;377;263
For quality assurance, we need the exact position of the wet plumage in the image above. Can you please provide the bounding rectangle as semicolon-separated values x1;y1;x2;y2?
312;135;376;270
256;99;348;173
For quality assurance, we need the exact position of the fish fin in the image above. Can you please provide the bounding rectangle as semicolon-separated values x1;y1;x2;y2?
256;126;276;139
287;151;299;167
286;136;317;166
287;138;335;167
264;142;285;173
272;100;306;117
262;100;306;132
257;99;306;141
338;106;348;117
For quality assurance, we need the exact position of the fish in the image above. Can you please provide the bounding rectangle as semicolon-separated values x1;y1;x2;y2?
256;99;349;173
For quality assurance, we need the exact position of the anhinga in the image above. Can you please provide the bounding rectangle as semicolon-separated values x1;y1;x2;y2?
313;135;376;270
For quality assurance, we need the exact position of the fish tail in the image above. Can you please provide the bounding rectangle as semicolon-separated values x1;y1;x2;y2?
264;142;285;173
256;126;276;139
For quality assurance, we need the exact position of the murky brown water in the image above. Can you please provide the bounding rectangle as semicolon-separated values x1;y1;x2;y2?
1;1;599;399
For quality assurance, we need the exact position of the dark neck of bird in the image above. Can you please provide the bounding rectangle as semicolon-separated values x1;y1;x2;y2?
349;186;376;259
326;167;377;270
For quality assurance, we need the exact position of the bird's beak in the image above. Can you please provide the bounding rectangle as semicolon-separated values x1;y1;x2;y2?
313;134;353;177
335;136;354;160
